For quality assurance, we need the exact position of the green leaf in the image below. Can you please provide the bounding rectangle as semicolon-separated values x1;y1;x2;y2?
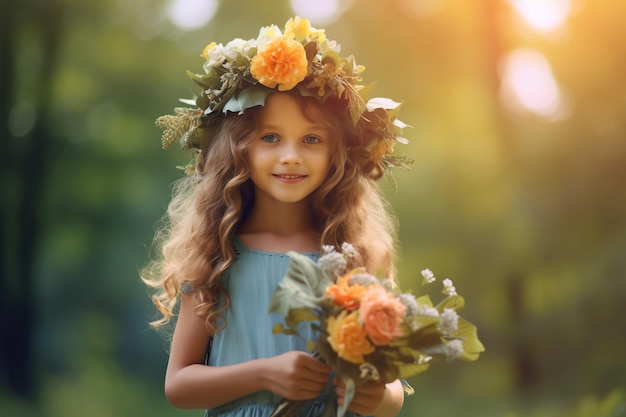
394;361;431;380
222;85;271;114
186;70;213;90
269;252;333;316
452;318;485;361
416;294;433;307
405;322;445;353
436;295;465;312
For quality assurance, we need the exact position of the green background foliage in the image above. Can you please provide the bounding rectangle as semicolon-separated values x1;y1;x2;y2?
1;0;625;416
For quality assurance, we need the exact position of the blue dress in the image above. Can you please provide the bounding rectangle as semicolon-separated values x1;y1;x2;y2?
204;238;360;417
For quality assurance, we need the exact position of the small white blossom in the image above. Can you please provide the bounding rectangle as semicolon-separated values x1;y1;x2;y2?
438;308;459;335
348;273;379;287
321;245;336;255
421;268;436;284
340;242;356;259
445;340;464;361
318;252;346;277
409;321;420;332
417;304;439;317
219;69;239;90
381;278;394;291
359;362;380;381
418;355;432;365
442;278;457;296
397;293;419;317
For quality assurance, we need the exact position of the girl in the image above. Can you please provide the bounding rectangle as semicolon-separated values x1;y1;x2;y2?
143;17;411;417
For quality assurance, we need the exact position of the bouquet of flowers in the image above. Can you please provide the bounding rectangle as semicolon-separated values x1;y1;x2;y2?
269;244;484;417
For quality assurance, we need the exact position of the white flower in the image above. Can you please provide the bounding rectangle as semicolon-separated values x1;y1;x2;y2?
224;38;256;58
445;340;464;361
318;38;341;54
321;245;336;255
348;273;379;287
418;355;432;365
417;304;439;318
381;278;394;291
442;278;457;296
359;362;380;381
203;43;227;70
421;268;435;284
340;242;356;259
318;252;346;277
438;308;459;335
397;293;419;317
256;24;282;51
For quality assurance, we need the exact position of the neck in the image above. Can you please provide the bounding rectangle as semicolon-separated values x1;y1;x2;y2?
237;199;319;253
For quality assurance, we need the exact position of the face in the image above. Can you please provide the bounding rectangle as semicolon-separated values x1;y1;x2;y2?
246;93;333;206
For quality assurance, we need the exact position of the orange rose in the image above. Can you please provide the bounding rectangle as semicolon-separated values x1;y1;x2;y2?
359;285;406;345
326;310;375;364
324;273;366;311
250;36;308;91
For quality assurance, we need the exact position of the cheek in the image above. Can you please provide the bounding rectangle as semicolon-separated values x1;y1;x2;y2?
247;147;270;168
317;146;333;171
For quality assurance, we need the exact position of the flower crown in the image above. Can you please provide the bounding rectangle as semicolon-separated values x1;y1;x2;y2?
156;16;412;178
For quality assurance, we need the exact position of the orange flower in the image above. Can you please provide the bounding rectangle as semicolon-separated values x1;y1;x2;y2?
324;273;366;311
250;36;308;91
359;285;406;345
326;310;375;364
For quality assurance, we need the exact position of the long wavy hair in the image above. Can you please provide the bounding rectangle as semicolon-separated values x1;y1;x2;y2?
142;91;398;335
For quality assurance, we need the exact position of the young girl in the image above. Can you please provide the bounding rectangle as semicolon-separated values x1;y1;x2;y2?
143;17;411;417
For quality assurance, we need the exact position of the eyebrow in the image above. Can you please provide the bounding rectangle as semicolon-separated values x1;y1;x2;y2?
259;124;333;134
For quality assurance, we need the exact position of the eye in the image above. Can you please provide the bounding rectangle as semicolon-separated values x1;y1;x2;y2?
303;136;321;144
261;134;279;143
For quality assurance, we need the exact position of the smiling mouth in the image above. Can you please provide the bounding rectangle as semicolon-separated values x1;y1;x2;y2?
274;174;306;179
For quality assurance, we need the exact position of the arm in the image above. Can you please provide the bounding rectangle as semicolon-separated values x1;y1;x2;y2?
164;292;332;409
334;378;405;417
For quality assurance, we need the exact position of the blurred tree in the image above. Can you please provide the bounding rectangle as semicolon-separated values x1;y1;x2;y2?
479;0;542;393
0;0;65;400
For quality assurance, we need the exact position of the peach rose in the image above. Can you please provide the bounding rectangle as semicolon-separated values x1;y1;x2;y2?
359;285;406;345
324;273;366;311
326;310;375;364
250;36;308;91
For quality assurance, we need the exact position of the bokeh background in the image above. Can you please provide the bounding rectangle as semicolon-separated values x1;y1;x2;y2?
2;0;625;416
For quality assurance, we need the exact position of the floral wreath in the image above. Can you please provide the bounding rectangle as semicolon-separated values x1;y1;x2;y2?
156;16;412;178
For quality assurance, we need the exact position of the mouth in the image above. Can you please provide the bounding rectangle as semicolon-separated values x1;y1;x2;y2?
274;174;306;179
273;174;307;182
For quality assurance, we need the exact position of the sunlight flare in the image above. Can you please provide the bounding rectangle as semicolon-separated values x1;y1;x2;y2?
499;49;566;119
166;0;218;31
508;0;572;32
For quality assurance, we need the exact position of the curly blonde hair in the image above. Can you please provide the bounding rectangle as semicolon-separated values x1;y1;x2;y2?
142;92;398;335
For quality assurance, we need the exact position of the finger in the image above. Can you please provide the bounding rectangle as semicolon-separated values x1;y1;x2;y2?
305;358;332;373
332;376;345;388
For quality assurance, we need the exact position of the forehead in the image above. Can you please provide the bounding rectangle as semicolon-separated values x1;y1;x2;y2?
259;93;328;127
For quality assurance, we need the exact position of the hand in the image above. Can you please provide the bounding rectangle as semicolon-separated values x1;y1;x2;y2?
262;351;331;400
334;377;386;416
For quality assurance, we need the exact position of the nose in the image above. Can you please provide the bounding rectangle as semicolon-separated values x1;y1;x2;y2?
278;143;303;165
